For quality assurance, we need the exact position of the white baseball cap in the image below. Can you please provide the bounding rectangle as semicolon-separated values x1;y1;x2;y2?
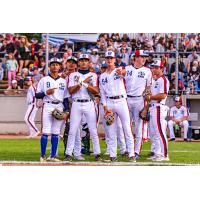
79;54;90;60
151;60;164;68
67;56;77;63
11;80;17;84
92;48;98;52
49;57;62;65
134;50;149;57
174;96;182;103
105;51;115;58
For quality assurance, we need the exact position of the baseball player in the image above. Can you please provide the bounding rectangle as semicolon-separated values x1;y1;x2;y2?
62;56;85;160
65;53;101;161
123;50;152;160
99;51;135;162
35;58;69;162
24;76;40;138
168;96;189;141
146;60;169;161
99;62;127;156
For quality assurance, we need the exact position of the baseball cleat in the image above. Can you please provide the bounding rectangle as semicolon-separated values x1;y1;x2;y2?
40;156;47;162
47;157;61;162
64;155;73;161
110;157;118;162
147;152;155;157
128;156;136;162
120;151;129;157
169;138;175;142
95;154;102;162
161;157;170;161
74;155;85;161
152;155;163;162
135;153;140;160
184;138;188;142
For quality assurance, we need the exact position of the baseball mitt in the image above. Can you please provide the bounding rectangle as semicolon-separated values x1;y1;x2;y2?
142;88;152;99
52;108;69;120
104;110;115;126
139;107;150;122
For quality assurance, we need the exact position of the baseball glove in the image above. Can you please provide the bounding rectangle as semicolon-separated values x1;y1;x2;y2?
142;88;152;100
52;108;69;120
139;107;150;122
104;110;115;126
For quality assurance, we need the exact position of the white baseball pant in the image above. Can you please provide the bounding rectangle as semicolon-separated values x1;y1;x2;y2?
168;120;189;139
149;105;168;158
127;96;148;155
100;104;127;154
41;103;64;135
24;104;39;136
106;98;134;158
66;100;100;156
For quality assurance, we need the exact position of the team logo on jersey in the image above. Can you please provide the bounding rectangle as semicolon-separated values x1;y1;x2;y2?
138;71;145;78
59;83;65;90
154;82;159;88
101;77;108;85
114;72;120;80
173;110;177;115
74;75;79;82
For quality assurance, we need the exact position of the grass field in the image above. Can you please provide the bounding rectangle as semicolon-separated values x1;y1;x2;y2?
1;138;200;165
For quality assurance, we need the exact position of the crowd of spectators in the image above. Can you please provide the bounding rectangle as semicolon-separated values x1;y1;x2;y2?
0;33;200;95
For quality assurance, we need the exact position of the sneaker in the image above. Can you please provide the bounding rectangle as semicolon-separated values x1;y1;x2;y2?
40;156;47;162
47;157;61;162
129;156;136;162
64;155;73;161
135;153;140;160
74;155;85;161
169;138;175;142
110;157;117;162
143;138;150;143
121;151;128;157
95;154;102;162
184;138;188;142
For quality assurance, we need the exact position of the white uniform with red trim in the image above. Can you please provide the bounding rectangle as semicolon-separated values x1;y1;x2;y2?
99;68;134;158
24;84;39;137
168;106;189;139
149;75;169;159
124;65;152;155
65;71;101;156
36;75;68;135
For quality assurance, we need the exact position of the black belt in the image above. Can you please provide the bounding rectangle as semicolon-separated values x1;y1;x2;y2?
46;101;61;104
107;95;124;99
74;99;91;103
127;95;142;98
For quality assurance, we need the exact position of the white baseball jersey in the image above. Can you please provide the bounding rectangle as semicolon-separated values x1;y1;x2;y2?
151;75;169;105
99;68;126;106
169;105;189;119
26;85;36;105
124;65;152;96
68;71;98;100
36;75;68;102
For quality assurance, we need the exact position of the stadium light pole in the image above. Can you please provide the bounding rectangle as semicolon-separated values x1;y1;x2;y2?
45;33;49;75
175;33;179;95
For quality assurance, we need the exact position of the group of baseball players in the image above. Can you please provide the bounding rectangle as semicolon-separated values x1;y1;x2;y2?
24;49;172;162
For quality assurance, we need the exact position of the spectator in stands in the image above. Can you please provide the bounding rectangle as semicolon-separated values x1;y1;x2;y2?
37;49;45;66
4;79;21;94
0;34;4;49
16;72;24;89
22;68;29;79
168;96;189;141
32;67;43;84
6;53;19;87
18;36;31;73
59;38;69;54
67;48;73;57
121;34;130;43
0;39;7;58
38;60;45;75
0;59;3;80
187;48;200;72
30;38;40;60
5;37;17;56
49;45;61;59
156;37;166;57
115;53;126;68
